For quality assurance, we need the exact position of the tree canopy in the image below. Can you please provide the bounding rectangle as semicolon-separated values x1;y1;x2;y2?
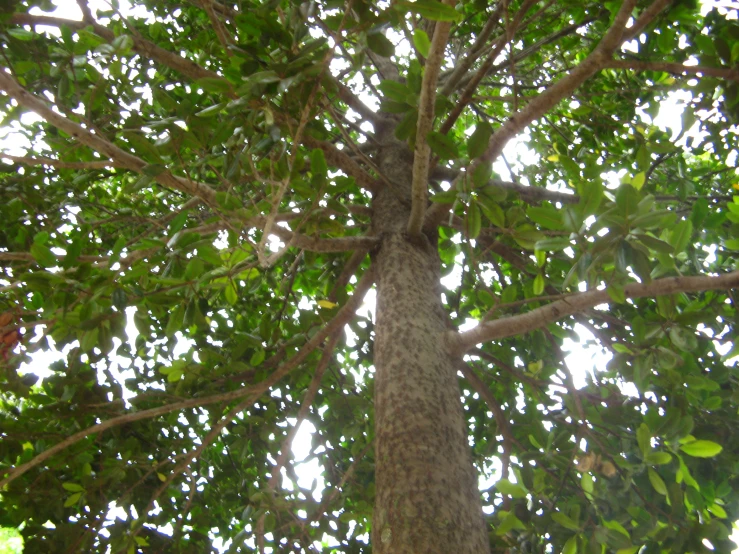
1;0;739;552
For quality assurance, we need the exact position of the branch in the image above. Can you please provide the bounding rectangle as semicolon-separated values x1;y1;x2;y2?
1;154;121;169
623;0;672;41
448;270;739;354
439;4;504;97
607;60;739;83
268;227;379;253
302;135;379;193
0;70;219;205
0;268;374;488
478;0;638;165
10;14;221;83
440;0;541;134
200;0;233;55
256;333;340;550
408;16;453;237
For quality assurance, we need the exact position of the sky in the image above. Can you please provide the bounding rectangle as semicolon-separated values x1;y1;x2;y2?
1;0;738;552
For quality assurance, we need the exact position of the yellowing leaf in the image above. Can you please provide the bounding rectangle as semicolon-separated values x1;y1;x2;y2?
318;300;338;309
157;472;167;482
547;154;559;162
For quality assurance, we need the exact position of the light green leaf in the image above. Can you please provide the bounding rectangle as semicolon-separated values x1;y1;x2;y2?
412;29;431;57
64;492;82;507
648;468;667;495
680;440;723;458
495;479;528;498
552;511;580;531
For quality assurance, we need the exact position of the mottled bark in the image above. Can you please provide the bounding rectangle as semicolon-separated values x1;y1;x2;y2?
370;130;489;553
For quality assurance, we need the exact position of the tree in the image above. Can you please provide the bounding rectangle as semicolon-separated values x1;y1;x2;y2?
1;0;738;551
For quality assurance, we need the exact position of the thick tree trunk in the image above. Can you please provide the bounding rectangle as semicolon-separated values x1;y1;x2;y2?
370;133;489;554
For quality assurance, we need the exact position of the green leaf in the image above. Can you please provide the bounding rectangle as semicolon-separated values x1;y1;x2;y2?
378;80;410;102
250;348;266;366
527;206;563;230
195;103;225;118
631;171;646;190
194;77;233;94
142;163;168;176
636;423;651;457
310;148;328;177
607;285;626;304
648;468;667;495
472;163;492;189
8;28;37;41
495;479;527;498
62;483;84;492
680;440;722;458
367;33;395;57
645;451;672;465
64;492;82;507
397;0;462;21
426;131;459;160
465;202;481;239
669;327;697;352
534;237;571;251
467;122;493;159
479;199;505;228
552;511;580;531
30;243;57;267
533;274;545;295
668;219;693;253
412;29;431;57
632;234;674;254
562;536;578;554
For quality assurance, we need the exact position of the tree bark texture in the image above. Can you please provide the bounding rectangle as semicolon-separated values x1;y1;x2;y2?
370;129;489;554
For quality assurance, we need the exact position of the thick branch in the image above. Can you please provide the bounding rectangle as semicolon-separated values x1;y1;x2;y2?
607;60;739;82
449;271;739;354
408;18;453;237
0;269;374;488
0;70;218;205
10;14;221;83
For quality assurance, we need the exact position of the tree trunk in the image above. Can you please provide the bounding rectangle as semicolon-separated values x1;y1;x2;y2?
370;132;489;554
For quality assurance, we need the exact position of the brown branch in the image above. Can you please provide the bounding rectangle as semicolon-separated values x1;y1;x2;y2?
267;226;379;253
478;0;638;165
200;0;232;55
440;0;540;134
256;333;341;550
607;60;739;83
329;249;370;302
10;14;222;83
302;135;379;193
0;70;219;205
1;154;121;169
0;268;374;488
449;270;739;354
440;4;504;97
408;14;453;237
457;362;515;482
623;0;672;41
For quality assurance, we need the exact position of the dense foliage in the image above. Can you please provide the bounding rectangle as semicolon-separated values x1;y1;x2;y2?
1;0;739;552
